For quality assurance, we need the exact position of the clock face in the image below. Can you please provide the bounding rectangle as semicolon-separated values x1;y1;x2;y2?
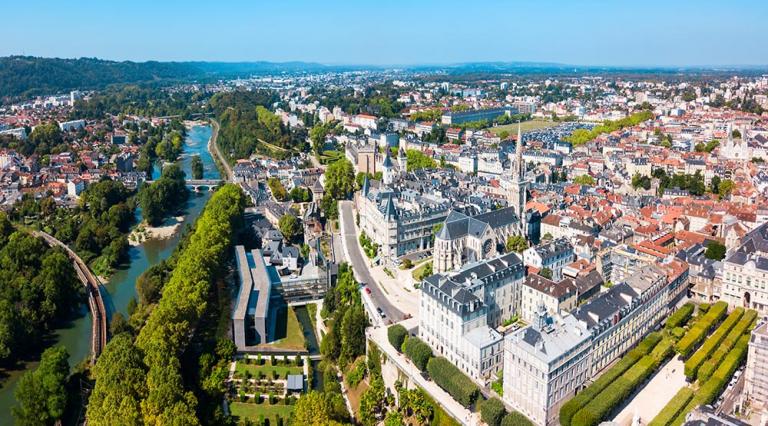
483;239;493;256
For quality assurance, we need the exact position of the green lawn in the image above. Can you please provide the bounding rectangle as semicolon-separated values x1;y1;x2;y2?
487;119;559;136
267;306;306;351
230;401;295;424
412;261;434;281
235;360;304;380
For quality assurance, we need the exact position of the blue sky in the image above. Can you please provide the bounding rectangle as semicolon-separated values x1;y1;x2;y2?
2;0;767;66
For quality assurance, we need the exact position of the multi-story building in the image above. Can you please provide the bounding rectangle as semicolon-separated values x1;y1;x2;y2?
357;181;451;261
419;252;526;382
745;322;768;414
721;222;768;313
523;237;574;281
433;208;522;273
441;107;516;126
504;310;592;426
520;274;578;323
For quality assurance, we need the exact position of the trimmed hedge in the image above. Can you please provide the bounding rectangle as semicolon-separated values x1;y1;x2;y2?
675;301;728;357
684;308;744;379
648;387;694;426
665;303;694;329
572;355;660;426
697;310;756;381
560;333;661;426
403;336;432;371
427;357;479;407
387;324;408;352
480;397;507;426
501;411;535;426
651;337;675;362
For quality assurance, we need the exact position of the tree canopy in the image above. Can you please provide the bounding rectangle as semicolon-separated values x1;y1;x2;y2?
13;346;70;426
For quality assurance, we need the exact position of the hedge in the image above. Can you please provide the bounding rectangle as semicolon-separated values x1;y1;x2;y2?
501;411;535;426
559;333;661;426
480;397;507;426
674;301;728;357
648;387;694;426
665;303;695;329
572;355;660;426
697;310;756;381
427;357;479;407
698;303;710;313
650;337;675;362
670;335;751;426
403;336;432;371
387;324;408;352
684;308;744;379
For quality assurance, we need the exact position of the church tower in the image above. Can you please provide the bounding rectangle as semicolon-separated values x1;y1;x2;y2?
382;149;394;185
398;146;407;175
509;121;528;237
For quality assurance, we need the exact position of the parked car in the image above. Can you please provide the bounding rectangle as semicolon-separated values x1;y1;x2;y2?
365;287;372;294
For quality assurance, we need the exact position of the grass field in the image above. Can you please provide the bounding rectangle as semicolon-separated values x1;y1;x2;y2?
412;261;433;281
487;119;559;136
230;401;295;424
235;360;304;379
267;306;306;351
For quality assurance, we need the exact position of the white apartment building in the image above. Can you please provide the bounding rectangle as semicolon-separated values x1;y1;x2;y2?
721;222;768;313
419;252;526;383
523;237;574;281
746;322;768;413
520;274;577;324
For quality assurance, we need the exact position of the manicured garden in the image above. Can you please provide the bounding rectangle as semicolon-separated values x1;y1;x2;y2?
230;401;295;425
267;306;306;351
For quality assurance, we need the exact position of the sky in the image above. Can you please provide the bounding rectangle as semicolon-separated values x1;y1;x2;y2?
2;0;767;67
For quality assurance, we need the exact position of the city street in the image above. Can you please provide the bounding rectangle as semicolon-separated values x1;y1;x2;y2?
339;201;405;322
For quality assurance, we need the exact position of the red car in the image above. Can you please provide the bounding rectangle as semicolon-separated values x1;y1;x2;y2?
365;287;372;294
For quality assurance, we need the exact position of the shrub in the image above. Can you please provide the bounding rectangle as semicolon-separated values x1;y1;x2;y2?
560;332;660;426
698;303;710;313
648;387;694;426
637;332;662;353
481;397;507;426
671;327;686;339
502;411;535;426
665;303;694;329
684;308;743;379
388;324;408;352
346;359;367;388
697;309;756;381
651;337;674;362
427;357;479;407
572;355;658;426
403;336;433;371
675;301;728;357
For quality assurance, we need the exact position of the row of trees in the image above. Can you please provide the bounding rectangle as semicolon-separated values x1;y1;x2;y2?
565;111;654;145
87;184;245;424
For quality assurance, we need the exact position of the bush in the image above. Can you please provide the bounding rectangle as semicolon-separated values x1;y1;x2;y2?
675;301;728;357
481;398;507;426
648;387;694;426
698;310;757;381
501;411;534;426
684;308;743;379
665;303;695;329
346;359;367;388
698;303;710;314
651;337;674;362
637;332;662;354
572;355;659;426
560;332;661;426
671;327;686;339
403;336;433;371
427;357;479;407
388;324;408;352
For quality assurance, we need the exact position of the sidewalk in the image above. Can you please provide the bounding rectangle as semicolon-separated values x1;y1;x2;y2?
612;356;686;425
368;323;481;426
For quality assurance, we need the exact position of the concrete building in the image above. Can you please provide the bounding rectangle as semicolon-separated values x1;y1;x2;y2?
746;322;768;414
441;107;516;126
232;246;271;349
523;237;574;281
520;274;578;323
419;252;526;382
721;222;768;313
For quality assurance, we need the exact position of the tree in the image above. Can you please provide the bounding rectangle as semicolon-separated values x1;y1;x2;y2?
13;346;69;426
320;194;339;220
573;175;595;186
718;179;734;199
384;411;404;426
403;336;433;371
501;412;535;426
631;173;651;191
359;376;386;426
291;391;347;426
138;164;188;226
387;324;408;352
406;149;437;171
539;267;553;280
481;398;508;426
278;214;302;243
704;240;726;261
325;158;355;200
267;177;288;201
506;235;528;253
340;304;367;365
190;155;203;179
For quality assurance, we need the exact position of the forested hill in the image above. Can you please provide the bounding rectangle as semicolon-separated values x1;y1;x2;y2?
0;56;205;101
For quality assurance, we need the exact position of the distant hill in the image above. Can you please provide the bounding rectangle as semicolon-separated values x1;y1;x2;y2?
0;56;342;102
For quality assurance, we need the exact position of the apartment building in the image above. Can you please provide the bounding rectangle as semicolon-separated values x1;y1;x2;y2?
523;237;574;281
721;222;768;313
746;322;768;413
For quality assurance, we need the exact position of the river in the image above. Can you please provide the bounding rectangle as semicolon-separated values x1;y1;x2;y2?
0;124;220;420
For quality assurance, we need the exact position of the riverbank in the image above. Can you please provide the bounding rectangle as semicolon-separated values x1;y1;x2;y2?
128;216;186;246
209;118;233;181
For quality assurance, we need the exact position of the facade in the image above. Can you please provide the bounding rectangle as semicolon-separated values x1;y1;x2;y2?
441;107;515;126
721;222;768;313
433;208;522;273
358;181;451;261
232;246;271;349
523;237;574;281
745;322;768;414
520;274;577;323
503;311;592;426
419;252;526;382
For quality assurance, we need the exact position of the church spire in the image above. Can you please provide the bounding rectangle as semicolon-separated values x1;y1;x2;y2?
515;120;524;180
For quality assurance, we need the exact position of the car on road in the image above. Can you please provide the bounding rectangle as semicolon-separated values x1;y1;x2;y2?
377;307;386;318
365;287;372;294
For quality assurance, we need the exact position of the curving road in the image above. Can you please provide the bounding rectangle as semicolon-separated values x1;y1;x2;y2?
209;118;233;182
35;231;108;363
339;201;404;323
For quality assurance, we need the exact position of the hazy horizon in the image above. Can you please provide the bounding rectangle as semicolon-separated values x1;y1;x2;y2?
2;0;767;67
